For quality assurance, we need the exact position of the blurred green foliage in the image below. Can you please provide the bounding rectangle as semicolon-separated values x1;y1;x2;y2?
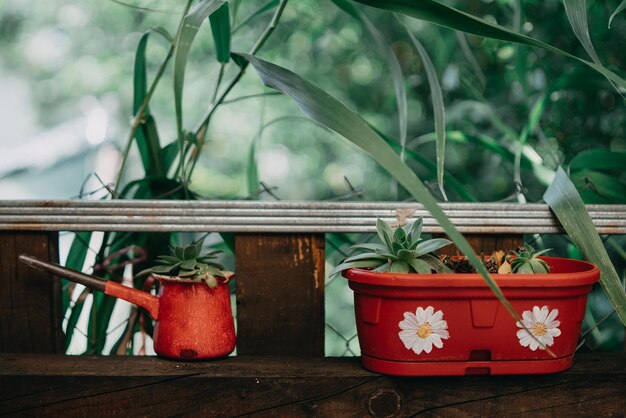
1;0;625;354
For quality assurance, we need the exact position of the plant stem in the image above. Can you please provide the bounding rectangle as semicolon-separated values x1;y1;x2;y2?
114;1;193;194
187;0;289;180
211;64;226;104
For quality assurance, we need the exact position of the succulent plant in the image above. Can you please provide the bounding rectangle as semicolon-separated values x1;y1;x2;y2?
509;243;551;274
142;236;231;288
330;218;452;276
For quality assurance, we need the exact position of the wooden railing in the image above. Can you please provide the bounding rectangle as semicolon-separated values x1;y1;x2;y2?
1;200;625;417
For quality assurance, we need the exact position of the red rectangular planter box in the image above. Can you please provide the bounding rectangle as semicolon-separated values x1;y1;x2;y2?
345;256;600;376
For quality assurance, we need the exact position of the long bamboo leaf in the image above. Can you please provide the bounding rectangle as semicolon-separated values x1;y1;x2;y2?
133;28;172;177
236;53;530;332
405;27;447;200
353;0;626;92
563;0;601;64
210;1;231;64
609;0;626;28
174;0;226;138
544;167;626;325
455;31;486;88
232;0;278;34
333;0;408;159
570;148;626;171
63;231;93;350
377;128;477;201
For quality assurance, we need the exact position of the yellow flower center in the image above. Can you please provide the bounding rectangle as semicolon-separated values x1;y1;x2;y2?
416;323;432;339
533;323;548;337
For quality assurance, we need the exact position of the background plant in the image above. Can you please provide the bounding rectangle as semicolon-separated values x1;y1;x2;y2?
2;0;624;354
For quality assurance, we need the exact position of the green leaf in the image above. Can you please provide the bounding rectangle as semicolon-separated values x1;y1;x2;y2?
333;0;407;158
544;167;626;326
409;217;423;243
390;261;410;273
133;28;171;177
407;258;432;274
376;218;395;250
174;246;185;260
181;259;197;270
238;52;528;337
183;244;198;260
174;0;226;138
162;142;179;173
156;255;180;264
179;269;199;277
210;1;231;63
563;0;601;64
373;262;392;272
63;231;92;350
151;264;176;274
376;128;478;201
421;254;452;273
246;130;260;197
353;0;626;92
344;253;387;263
393;224;407;244
330;259;385;277
414;238;452;256
570;149;626;172
397;249;415;259
571;169;626;203
609;0;626;28
405;26;447;200
232;0;279;34
351;243;389;252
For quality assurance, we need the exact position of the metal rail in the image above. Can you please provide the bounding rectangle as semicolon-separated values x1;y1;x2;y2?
0;200;625;234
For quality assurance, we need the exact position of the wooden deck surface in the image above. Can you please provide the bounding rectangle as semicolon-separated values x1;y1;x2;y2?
1;353;624;417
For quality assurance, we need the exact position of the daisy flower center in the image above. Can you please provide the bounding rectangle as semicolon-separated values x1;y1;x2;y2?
416;322;432;339
533;323;548;337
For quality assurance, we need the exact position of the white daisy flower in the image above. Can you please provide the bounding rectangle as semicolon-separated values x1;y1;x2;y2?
398;306;449;355
516;306;561;351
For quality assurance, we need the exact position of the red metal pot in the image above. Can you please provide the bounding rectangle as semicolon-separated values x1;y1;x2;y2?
20;255;236;360
344;256;600;376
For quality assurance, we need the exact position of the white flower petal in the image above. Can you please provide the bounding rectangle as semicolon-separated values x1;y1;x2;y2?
522;310;534;323
542;334;554;347
517;329;529;339
430;334;443;348
548;327;561;337
399;331;419;349
545;308;559;324
425;306;435;317
422;338;433;353
520;336;534;348
412;338;425;355
528;340;540;351
537;306;549;323
402;312;419;328
431;310;443;323
532;306;542;322
434;329;449;339
430;319;447;330
398;319;414;331
546;320;560;329
416;307;426;323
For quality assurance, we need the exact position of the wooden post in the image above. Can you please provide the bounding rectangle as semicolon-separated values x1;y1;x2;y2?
0;231;63;353
235;233;325;356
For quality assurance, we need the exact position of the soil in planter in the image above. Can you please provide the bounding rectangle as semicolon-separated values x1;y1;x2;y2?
441;255;502;273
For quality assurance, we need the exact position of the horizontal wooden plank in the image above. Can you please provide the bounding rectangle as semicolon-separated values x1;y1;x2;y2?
1;354;624;417
0;200;625;234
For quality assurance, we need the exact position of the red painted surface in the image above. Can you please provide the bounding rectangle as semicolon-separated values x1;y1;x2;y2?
105;279;236;360
344;257;600;376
